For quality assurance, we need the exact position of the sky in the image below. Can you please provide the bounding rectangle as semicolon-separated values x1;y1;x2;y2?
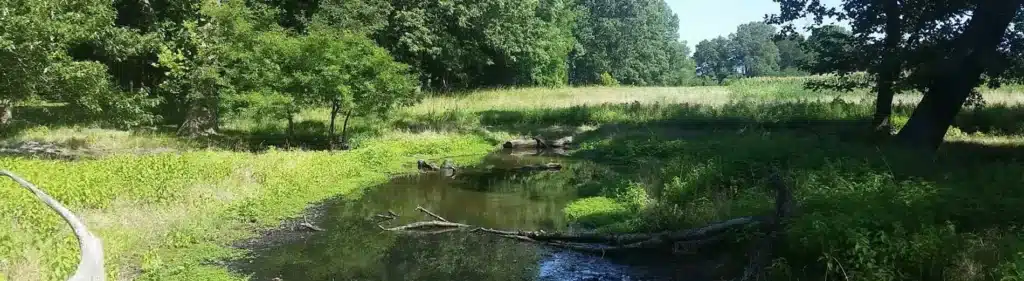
666;0;845;48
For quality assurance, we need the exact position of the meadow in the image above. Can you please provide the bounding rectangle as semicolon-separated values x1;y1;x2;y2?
3;77;1024;281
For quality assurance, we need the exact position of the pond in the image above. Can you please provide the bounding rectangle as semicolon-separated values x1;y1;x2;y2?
231;150;694;281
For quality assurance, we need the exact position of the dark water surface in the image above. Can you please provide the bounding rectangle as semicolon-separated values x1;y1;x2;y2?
232;151;688;281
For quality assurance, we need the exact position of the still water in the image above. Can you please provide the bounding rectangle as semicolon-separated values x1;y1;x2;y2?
232;151;686;281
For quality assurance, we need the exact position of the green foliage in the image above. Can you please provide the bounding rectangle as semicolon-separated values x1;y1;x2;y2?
731;22;781;77
370;0;577;90
598;72;620;86
695;22;792;83
773;37;810;75
0;0;155;127
0;132;496;280
287;27;420;119
570;0;692;86
694;37;737;84
802;25;861;76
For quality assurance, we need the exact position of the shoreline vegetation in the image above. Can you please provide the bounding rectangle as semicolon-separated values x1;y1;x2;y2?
7;0;1024;280
3;78;1024;280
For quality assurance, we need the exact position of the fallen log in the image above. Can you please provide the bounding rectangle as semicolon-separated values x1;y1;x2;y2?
507;148;572;158
416;160;562;173
518;163;563;172
502;136;574;149
377;168;796;271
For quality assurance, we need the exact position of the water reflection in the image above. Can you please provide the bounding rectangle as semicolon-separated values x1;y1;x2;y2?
233;150;681;281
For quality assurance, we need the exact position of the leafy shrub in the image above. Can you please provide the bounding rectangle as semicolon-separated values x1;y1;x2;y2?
599;72;620;86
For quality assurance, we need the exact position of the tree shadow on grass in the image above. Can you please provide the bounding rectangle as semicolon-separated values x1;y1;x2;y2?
195;119;386;152
0;104;98;137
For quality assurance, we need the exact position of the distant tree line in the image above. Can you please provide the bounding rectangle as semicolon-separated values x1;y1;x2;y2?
5;0;1022;152
692;21;829;84
1;0;696;141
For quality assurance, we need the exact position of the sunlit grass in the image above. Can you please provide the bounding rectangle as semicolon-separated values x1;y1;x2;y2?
0;132;497;281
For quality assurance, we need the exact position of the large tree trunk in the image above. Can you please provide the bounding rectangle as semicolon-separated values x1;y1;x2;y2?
339;110;352;150
177;101;218;137
872;0;903;134
328;99;340;151
0;101;13;126
896;0;1022;151
286;114;295;148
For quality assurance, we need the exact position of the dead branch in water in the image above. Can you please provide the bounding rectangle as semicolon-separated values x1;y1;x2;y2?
416;160;563;174
377;169;796;279
416;206;448;222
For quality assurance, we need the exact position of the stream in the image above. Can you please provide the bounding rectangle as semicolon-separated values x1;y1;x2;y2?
231;150;693;281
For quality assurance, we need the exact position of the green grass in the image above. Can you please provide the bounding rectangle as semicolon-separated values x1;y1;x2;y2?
3;76;1024;281
0;132;496;281
397;77;1024;281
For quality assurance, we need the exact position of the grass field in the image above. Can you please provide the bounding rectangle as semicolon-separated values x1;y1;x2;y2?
3;77;1024;281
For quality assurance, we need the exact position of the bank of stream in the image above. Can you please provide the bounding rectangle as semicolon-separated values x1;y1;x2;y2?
229;149;700;281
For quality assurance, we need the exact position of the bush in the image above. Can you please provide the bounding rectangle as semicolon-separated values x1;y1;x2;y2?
599;72;620;86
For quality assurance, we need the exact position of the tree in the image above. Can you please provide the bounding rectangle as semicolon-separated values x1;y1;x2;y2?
569;0;692;86
0;0;155;127
773;35;811;75
370;0;576;91
871;0;902;133
694;37;737;84
801;25;861;76
667;41;698;85
771;0;1024;151
730;22;781;77
304;28;419;149
895;1;1022;150
155;0;257;136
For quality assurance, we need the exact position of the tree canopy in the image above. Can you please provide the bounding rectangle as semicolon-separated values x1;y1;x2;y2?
569;0;695;86
771;0;1024;150
693;21;810;83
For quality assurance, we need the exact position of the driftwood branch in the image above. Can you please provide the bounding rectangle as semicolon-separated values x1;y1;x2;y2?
1;170;105;281
416;206;448;222
378;170;796;280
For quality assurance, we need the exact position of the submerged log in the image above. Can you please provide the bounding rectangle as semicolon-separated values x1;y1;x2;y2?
378;168;797;275
380;169;794;250
518;163;563;172
417;160;562;173
503;136;574;149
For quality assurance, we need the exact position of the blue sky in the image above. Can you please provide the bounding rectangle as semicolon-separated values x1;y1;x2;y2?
666;0;844;47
